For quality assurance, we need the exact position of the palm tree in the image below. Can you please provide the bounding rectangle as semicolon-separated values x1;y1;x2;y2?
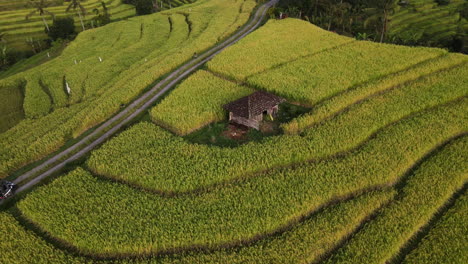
0;45;8;68
152;0;160;11
308;0;350;31
364;0;400;43
25;0;55;32
66;0;87;31
311;0;338;17
0;31;5;43
336;1;353;33
92;1;110;27
323;0;352;31
0;31;7;68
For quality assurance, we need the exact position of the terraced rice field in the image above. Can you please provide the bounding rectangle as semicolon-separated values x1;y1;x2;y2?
388;0;467;45
1;15;467;264
0;0;62;12
0;0;135;51
0;0;256;177
0;0;196;52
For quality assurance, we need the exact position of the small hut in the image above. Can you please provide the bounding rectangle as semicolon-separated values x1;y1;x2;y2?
224;91;285;130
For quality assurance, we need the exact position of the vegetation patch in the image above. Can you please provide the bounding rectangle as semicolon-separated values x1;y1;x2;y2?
402;191;468;264
1;6;467;263
323;136;468;264
0;79;25;132
282;53;467;134
0;212;84;264
211;20;446;106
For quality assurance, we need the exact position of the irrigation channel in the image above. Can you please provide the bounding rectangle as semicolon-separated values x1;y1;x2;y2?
1;0;279;205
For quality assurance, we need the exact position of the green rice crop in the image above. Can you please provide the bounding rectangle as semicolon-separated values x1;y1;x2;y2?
0;0;196;50
22;72;52;118
388;0;467;44
245;39;444;106
87;63;468;193
323;136;468;264
150;70;254;135
207;19;451;107
2;10;467;262
0;190;394;263
401;193;468;264
0;79;25;133
207;19;354;81
0;0;257;178
122;190;396;263
0;0;136;50
19;98;467;256
282;53;468;134
0;212;85;264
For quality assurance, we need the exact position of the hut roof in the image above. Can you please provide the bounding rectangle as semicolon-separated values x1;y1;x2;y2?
224;91;285;119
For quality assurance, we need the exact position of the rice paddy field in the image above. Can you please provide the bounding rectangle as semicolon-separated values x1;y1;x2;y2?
0;0;256;176
388;0;468;46
0;0;202;53
0;8;467;264
0;0;138;52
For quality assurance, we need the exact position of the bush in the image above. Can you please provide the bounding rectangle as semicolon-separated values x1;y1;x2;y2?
0;45;9;70
435;0;450;5
47;17;76;41
92;2;111;27
0;47;34;71
460;2;468;20
133;0;154;15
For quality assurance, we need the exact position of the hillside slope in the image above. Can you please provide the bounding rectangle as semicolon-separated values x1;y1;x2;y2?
389;0;467;46
0;0;136;52
0;0;257;177
0;18;465;263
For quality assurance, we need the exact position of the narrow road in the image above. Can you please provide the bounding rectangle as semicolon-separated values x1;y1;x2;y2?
2;0;279;203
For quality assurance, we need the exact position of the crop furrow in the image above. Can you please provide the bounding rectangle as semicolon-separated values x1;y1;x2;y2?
285;59;467;134
389;184;467;264
0;190;392;263
321;136;468;264
241;40;355;81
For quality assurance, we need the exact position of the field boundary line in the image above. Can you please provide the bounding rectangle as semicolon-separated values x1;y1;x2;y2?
388;183;467;264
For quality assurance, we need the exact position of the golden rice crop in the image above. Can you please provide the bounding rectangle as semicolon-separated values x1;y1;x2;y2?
150;70;253;135
87;64;468;192
19;99;466;256
323;136;468;264
0;0;257;178
401;192;468;264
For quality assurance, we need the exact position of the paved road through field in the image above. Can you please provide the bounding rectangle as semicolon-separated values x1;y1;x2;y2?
2;0;279;203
